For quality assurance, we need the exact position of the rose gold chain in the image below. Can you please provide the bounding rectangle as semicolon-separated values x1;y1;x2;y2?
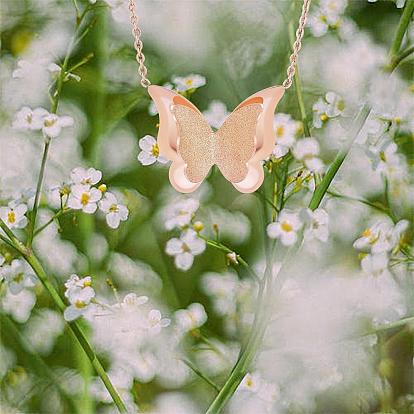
128;0;311;90
128;0;151;88
282;0;312;89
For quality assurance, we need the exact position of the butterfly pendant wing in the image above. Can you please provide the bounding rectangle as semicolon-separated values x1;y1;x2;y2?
148;85;285;193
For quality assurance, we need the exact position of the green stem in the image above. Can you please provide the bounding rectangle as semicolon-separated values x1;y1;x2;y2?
0;218;127;413
388;44;414;71
27;6;91;248
0;313;79;414
327;191;397;222
387;0;414;62
181;358;220;392
308;105;371;210
24;253;128;413
27;139;51;248
34;208;71;237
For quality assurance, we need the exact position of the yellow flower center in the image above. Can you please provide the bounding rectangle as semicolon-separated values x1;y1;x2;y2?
182;242;191;253
245;377;253;387
44;118;56;127
185;79;193;86
25;113;33;123
281;221;293;232
337;100;345;111
80;192;90;206
109;204;119;213
151;144;160;157
362;229;371;238
276;125;284;138
8;211;16;224
83;280;92;287
13;273;24;283
75;300;87;309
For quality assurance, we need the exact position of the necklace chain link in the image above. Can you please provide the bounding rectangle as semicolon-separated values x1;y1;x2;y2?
128;0;311;90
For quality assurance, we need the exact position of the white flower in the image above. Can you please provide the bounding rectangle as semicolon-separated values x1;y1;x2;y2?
353;220;408;254
164;198;199;230
70;167;102;186
0;203;28;229
99;192;129;229
9;189;36;210
302;208;329;242
239;372;279;403
118;293;149;310
203;101;229;129
12;107;48;131
2;259;36;295
137;135;168;166
146;309;171;335
63;274;95;322
165;229;206;271
312;98;330;128
325;92;346;117
361;253;389;277
292;138;325;173
1;289;36;323
272;113;300;158
175;303;207;332
267;210;303;246
41;113;74;138
67;185;102;213
172;74;206;92
240;372;262;393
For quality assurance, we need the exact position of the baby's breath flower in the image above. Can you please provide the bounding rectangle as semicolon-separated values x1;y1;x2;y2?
267;210;303;246
67;184;102;214
42;113;74;139
272;113;300;158
175;303;207;332
292;138;325;173
312;98;330;128
12;107;48;131
302;208;330;242
63;274;95;322
70;167;102;187
2;259;36;295
361;253;389;277
138;135;168;166
98;192;129;229
165;229;206;271
164;198;200;231
146;309;171;335
0;203;28;229
172;74;206;92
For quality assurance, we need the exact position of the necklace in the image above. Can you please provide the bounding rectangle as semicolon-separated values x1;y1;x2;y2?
128;0;312;193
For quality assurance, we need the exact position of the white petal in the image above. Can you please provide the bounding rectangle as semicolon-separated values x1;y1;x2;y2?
106;212;121;229
88;188;102;203
138;151;156;166
83;203;97;214
166;238;183;255
175;252;194;271
64;306;81;321
67;195;82;210
266;222;281;239
139;135;156;152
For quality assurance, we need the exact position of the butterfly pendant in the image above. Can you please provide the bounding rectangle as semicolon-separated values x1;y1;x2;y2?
148;85;285;193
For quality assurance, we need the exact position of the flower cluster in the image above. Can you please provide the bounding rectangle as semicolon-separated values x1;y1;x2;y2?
162;197;206;271
313;92;346;128
53;167;129;229
63;274;96;321
307;0;350;38
267;208;330;246
13;106;74;139
0;257;37;323
353;219;409;276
